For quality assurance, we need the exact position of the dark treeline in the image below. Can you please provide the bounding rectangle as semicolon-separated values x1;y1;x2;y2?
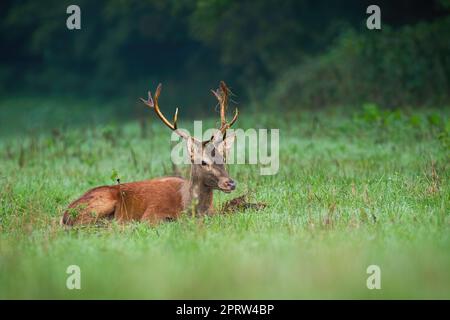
0;0;449;110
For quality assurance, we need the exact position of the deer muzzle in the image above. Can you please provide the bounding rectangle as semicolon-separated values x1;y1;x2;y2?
218;178;236;193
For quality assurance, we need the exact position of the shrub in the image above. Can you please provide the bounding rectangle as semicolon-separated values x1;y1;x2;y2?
270;17;450;109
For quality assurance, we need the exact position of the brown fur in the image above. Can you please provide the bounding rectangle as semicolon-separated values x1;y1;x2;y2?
61;177;190;226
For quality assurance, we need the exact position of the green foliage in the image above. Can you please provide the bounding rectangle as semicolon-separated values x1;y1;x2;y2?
0;0;216;104
437;118;450;150
1;0;449;107
358;103;382;123
110;169;120;184
270;17;450;108
189;0;331;79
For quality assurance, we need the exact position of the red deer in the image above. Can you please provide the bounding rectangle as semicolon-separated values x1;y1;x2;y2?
61;81;239;226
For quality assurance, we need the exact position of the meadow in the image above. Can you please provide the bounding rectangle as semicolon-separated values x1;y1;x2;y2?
0;98;449;299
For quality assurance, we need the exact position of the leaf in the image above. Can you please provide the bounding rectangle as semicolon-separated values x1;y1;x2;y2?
110;169;119;182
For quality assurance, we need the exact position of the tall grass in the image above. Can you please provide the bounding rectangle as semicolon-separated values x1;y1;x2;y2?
0;100;449;299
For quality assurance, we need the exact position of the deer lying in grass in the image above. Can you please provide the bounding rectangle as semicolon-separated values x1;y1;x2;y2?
61;81;239;226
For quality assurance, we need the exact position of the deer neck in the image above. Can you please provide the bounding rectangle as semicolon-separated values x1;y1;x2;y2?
182;167;213;215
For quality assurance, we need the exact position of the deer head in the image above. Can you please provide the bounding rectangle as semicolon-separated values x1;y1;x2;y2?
140;81;239;193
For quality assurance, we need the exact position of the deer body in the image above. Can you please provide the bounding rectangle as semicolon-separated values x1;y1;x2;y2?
61;81;238;226
61;176;217;225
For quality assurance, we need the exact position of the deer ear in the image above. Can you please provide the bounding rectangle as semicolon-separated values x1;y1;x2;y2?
218;133;236;156
210;129;223;144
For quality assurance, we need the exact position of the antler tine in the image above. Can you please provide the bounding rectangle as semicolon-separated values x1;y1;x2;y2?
152;83;177;131
173;107;179;129
141;84;190;139
214;81;239;135
219;81;229;128
228;107;239;128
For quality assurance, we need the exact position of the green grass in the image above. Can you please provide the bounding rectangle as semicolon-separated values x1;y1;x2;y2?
0;99;449;299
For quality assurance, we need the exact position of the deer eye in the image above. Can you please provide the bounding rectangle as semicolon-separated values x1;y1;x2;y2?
201;160;208;166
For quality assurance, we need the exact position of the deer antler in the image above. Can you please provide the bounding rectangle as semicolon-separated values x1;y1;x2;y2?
210;81;239;138
141;82;239;145
140;83;190;140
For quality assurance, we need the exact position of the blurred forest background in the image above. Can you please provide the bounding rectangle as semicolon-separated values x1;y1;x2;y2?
0;0;449;117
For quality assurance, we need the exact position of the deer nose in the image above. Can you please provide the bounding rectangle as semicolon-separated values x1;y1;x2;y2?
227;179;236;190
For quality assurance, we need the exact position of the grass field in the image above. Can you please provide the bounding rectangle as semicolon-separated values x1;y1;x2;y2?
0;99;449;299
